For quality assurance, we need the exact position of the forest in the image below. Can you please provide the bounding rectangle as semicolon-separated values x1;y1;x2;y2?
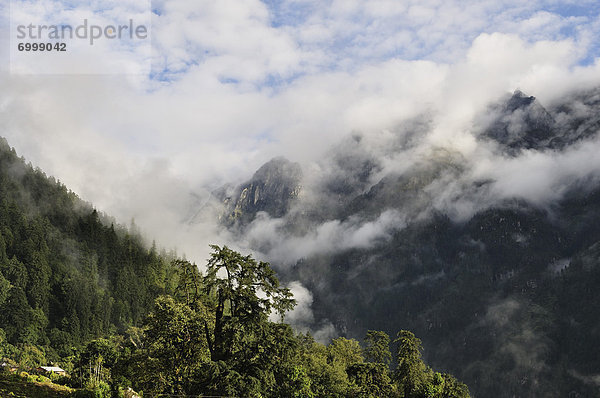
0;136;469;397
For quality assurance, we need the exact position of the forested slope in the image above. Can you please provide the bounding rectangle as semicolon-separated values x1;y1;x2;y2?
0;136;178;364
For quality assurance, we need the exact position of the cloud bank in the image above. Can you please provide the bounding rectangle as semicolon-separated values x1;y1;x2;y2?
0;0;599;265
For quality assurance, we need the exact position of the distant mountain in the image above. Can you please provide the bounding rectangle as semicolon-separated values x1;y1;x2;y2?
219;88;600;397
481;90;557;154
481;89;600;153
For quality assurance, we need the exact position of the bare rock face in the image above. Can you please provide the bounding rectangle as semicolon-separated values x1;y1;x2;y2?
218;157;302;226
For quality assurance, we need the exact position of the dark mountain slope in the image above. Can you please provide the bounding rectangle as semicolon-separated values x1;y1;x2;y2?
220;88;600;397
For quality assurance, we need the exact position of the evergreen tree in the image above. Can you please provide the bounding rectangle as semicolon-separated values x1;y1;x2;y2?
394;330;430;397
364;330;392;365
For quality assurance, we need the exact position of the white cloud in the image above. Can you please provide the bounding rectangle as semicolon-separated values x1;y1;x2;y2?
242;210;405;265
1;0;599;265
9;0;152;74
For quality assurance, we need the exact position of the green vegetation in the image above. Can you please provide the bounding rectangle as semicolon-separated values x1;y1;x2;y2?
0;372;73;397
87;246;470;397
0;137;469;396
0;137;177;365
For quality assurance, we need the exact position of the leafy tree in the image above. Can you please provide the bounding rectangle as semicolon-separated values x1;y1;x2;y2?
347;362;397;397
73;338;120;391
274;362;314;398
297;333;349;397
201;245;295;362
137;295;209;394
393;330;470;398
328;337;364;368
439;373;471;398
423;372;445;397
124;248;300;397
15;344;46;368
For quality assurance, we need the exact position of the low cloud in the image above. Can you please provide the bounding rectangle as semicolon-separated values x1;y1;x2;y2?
282;281;337;343
241;209;405;265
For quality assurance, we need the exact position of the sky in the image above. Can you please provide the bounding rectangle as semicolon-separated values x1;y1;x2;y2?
1;0;600;264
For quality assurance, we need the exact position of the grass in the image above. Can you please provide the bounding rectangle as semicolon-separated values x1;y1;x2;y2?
0;372;74;398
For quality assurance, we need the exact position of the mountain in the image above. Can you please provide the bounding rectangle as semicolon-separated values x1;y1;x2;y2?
216;156;302;226
481;90;557;154
220;88;600;397
480;89;600;154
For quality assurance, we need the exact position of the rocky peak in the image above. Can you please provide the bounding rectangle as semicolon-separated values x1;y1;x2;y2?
505;89;536;112
482;90;556;155
219;157;302;226
251;157;302;187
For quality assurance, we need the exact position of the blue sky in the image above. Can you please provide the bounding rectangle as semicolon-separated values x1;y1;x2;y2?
6;0;599;81
144;0;600;85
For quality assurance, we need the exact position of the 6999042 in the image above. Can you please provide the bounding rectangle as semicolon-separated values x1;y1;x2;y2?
17;42;67;51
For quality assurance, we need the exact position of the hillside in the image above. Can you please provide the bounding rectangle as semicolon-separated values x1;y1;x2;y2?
0;373;73;398
0;136;178;366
